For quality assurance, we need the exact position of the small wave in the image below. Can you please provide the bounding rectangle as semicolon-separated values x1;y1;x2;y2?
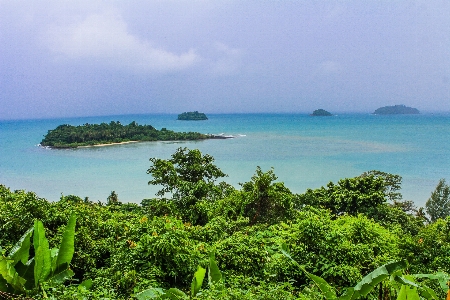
36;144;49;149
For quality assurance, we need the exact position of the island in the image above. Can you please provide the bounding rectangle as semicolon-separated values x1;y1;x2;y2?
177;111;208;120
40;121;211;148
311;109;332;116
373;105;420;115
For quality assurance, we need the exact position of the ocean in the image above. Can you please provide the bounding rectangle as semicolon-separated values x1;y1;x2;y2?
1;113;449;207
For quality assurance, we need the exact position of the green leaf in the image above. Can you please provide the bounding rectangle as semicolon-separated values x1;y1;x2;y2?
14;259;35;290
0;258;26;292
55;214;76;273
9;226;33;265
135;287;165;299
394;275;419;288
396;275;439;300
397;285;407;300
338;288;354;300
191;266;206;297
135;287;188;300
413;272;450;293
280;243;293;260
162;288;188;299
50;248;58;274
208;252;222;285
0;274;9;292
78;279;93;291
418;285;439;300
345;260;407;299
47;269;74;286
33;220;51;286
281;243;337;299
405;287;420;300
396;285;420;300
304;269;338;300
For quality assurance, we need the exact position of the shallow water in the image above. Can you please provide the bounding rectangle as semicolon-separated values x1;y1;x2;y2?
1;113;449;206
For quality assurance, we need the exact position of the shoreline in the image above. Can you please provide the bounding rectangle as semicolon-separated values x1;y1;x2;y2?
44;135;233;149
77;141;140;148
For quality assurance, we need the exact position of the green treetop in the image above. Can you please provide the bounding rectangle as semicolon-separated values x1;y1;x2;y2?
40;121;210;148
373;105;420;114
177;111;208;120
311;109;332;116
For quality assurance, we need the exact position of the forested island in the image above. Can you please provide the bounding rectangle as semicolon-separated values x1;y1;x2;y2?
40;121;210;148
177;111;208;120
1;147;449;299
373;105;420;115
311;109;332;116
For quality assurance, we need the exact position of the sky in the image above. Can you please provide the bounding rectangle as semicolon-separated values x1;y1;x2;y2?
0;0;449;120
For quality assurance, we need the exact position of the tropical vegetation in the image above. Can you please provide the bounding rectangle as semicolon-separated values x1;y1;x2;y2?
311;109;332;116
40;121;210;148
373;105;420;115
1;147;449;299
177;111;208;121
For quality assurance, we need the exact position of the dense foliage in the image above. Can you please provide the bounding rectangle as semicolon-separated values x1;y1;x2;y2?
425;179;450;223
40;121;210;148
373;105;420;115
0;214;77;298
1;148;449;299
311;109;332;116
177;111;208;120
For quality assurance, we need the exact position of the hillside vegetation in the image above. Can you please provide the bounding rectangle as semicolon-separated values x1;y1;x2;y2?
1;148;449;299
177;111;208;120
311;109;332;116
40;121;210;148
373;105;420;115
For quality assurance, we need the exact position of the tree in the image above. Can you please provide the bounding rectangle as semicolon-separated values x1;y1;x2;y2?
107;191;120;205
425;179;450;223
240;167;294;224
147;147;229;208
299;175;386;216
391;199;417;215
360;170;403;202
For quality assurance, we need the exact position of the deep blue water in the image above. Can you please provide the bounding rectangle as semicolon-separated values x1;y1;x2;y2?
1;113;449;206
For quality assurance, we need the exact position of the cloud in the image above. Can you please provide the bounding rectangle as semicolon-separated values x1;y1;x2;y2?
316;60;343;75
323;3;346;22
208;42;244;75
44;11;199;73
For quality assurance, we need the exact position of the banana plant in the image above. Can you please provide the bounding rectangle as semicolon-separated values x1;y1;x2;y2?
281;243;449;300
135;252;223;300
0;214;76;297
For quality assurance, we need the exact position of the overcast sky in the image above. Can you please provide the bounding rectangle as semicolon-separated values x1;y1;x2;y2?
1;0;449;120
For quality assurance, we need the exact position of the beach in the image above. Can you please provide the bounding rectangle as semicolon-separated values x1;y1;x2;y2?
77;141;140;148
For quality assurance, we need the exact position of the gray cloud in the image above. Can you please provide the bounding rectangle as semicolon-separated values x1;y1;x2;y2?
207;42;244;76
316;61;343;76
1;1;449;119
44;11;199;73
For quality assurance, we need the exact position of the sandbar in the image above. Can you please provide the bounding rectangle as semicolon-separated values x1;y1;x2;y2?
78;141;140;148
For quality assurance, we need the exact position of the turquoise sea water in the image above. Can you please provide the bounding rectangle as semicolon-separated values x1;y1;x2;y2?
1;113;449;206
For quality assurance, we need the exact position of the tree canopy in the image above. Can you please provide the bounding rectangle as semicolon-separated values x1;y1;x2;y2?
311;109;332;116
177;111;208;120
1;148;449;299
373;105;420;115
41;121;210;148
425;179;450;222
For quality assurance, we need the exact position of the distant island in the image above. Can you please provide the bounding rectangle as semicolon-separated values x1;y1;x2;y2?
311;109;332;116
373;105;420;115
40;121;211;148
177;111;208;120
